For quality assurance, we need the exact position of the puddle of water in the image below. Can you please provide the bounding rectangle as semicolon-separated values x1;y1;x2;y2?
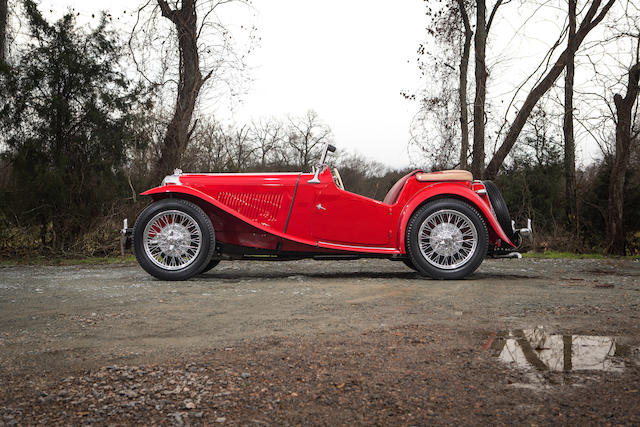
485;326;634;390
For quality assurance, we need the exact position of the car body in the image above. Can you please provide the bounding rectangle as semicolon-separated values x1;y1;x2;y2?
123;144;531;280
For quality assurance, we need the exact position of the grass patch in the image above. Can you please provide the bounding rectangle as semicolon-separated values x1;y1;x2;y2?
523;251;638;260
0;254;136;267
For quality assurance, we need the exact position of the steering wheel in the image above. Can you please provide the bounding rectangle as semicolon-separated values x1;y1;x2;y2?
333;168;345;190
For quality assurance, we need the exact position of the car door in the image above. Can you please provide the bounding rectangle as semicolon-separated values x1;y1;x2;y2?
310;180;393;246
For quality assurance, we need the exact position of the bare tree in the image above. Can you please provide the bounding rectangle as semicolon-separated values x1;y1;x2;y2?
564;0;577;229
251;118;283;168
409;91;460;171
286;111;332;170
413;0;500;176
457;0;473;170
183;119;230;171
471;0;503;177
155;0;204;177
130;0;253;180
0;0;7;65
225;124;254;172
484;0;616;179
409;1;473;171
607;60;640;254
471;0;487;177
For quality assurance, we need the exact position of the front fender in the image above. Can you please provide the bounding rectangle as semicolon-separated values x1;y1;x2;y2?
140;184;321;248
396;183;515;252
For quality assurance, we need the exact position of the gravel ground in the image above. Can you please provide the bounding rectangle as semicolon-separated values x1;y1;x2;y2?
1;258;639;425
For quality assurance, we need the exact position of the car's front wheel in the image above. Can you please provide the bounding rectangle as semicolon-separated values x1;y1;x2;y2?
406;199;488;279
402;258;418;271
133;198;215;281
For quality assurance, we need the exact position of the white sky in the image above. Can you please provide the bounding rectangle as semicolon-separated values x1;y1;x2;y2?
39;0;425;169
225;0;424;169
35;0;635;170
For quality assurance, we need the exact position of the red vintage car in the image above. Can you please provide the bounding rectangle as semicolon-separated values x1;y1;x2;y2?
122;144;531;281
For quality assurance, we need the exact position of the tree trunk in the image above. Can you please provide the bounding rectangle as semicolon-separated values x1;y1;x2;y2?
471;0;487;178
457;0;472;170
607;62;640;255
155;0;205;179
563;0;577;230
484;0;615;179
0;0;7;65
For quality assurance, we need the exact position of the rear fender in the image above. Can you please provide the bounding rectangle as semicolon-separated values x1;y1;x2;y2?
397;183;515;252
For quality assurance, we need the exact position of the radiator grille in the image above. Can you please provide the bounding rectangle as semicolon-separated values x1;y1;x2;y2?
216;192;283;223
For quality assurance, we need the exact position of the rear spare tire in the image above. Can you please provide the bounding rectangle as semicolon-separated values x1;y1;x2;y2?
482;180;514;241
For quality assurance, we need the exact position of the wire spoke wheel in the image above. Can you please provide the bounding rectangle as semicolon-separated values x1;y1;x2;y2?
143;210;202;271
418;209;478;270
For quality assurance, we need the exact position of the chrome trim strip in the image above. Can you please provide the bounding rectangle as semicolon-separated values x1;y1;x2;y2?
180;172;303;176
283;173;301;234
317;241;398;252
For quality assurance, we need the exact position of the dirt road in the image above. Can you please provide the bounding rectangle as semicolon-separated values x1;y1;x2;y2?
1;258;639;425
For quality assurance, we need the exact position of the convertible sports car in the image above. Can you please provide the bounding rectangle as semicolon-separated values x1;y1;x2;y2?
122;144;531;281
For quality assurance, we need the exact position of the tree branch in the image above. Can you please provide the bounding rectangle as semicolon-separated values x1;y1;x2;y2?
486;0;504;33
157;0;178;22
484;0;616;179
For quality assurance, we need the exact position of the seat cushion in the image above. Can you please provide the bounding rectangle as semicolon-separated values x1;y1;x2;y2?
415;170;473;182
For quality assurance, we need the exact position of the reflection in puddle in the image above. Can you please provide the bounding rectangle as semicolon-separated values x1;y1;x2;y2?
496;328;627;372
487;327;633;390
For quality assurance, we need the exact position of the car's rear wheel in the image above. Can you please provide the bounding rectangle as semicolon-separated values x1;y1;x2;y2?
406;199;488;279
133;198;215;281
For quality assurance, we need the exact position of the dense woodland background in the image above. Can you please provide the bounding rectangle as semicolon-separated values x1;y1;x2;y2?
0;0;639;258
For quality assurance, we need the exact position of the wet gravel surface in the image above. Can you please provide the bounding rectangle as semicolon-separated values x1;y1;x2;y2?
1;258;639;425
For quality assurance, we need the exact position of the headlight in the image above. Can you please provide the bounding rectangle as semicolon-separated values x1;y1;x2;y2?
161;169;183;186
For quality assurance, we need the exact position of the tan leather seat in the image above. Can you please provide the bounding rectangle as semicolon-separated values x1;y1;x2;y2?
415;170;473;182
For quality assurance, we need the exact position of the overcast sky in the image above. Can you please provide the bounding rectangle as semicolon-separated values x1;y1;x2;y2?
40;0;425;169
37;0;631;170
228;0;425;169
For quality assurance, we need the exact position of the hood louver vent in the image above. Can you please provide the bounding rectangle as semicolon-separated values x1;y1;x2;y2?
216;192;282;223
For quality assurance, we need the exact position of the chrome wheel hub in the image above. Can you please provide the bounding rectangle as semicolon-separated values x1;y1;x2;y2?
430;222;464;256
418;209;477;270
143;210;202;270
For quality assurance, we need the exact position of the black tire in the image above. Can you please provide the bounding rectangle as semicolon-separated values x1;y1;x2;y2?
482;180;514;241
133;198;215;281
200;258;221;274
402;258;418;271
406;198;488;279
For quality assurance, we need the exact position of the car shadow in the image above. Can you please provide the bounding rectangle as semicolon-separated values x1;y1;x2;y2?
198;271;423;280
197;270;533;281
472;272;543;281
